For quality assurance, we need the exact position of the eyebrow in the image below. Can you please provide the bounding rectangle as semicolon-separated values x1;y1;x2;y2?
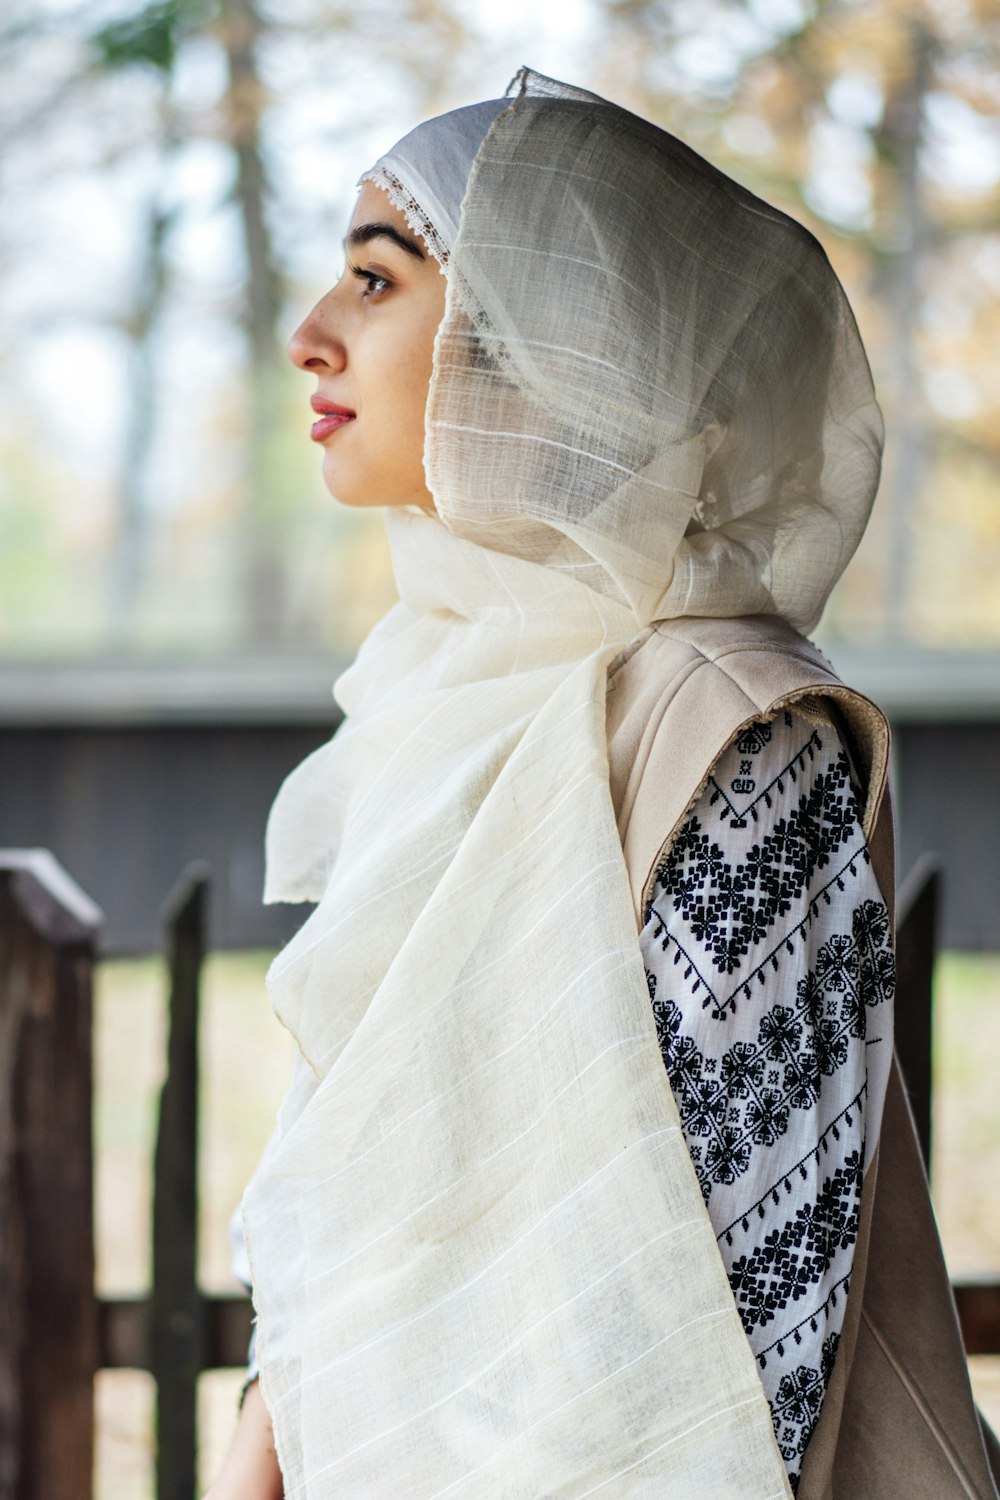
346;221;425;260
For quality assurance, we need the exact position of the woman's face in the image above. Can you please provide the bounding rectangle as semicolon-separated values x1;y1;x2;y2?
287;181;447;509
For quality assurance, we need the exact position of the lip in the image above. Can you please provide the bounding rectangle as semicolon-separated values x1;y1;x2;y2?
310;394;356;443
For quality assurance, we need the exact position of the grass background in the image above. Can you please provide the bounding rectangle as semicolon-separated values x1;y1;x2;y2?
92;948;1000;1496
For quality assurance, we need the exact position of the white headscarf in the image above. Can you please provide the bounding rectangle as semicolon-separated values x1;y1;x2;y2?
358;96;510;265
242;68;883;1498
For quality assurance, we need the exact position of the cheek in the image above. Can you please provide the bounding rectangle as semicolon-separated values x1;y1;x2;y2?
368;361;427;480
330;292;443;505
393;318;439;442
405;310;439;394
336;334;430;501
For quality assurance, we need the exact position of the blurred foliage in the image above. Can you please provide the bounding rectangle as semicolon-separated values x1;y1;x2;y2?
91;1;207;73
0;0;998;659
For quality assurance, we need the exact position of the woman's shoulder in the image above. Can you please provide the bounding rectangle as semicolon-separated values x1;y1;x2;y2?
606;615;893;927
608;614;851;713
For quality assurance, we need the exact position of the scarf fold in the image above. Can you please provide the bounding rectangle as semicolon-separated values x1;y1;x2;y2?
242;67;882;1498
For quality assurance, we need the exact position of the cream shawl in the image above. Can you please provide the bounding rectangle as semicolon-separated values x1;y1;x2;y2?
241;68;883;1498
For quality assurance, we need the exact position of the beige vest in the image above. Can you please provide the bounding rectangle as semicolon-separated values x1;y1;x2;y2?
606;614;1000;1500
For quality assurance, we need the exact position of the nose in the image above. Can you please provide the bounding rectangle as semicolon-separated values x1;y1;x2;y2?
286;291;346;374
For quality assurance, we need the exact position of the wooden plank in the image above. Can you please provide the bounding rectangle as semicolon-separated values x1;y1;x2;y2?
894;855;939;1174
99;1294;253;1372
204;1294;255;1370
0;848;104;942
152;865;209;1500
0;854;102;1500
98;1297;151;1372
955;1281;1000;1357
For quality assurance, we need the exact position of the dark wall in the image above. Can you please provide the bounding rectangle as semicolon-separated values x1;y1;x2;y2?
0;723;329;955
892;721;1000;951
1;715;998;954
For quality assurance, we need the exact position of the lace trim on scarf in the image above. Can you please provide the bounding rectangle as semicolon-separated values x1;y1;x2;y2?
358;163;450;273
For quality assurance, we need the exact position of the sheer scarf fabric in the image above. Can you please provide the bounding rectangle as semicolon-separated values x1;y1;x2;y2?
242;69;882;1498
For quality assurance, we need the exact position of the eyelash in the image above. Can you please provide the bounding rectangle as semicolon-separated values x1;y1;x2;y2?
350;264;391;299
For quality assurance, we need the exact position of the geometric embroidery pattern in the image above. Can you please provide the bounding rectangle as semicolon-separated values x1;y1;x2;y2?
771;1334;841;1492
645;743;875;1016
640;707;894;1494
648;889;893;1199
726;1150;863;1338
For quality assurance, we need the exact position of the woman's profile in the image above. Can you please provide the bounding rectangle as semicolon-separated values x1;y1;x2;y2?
205;67;999;1500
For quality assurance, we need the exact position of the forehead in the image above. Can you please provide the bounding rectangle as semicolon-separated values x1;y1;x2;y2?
348;180;412;237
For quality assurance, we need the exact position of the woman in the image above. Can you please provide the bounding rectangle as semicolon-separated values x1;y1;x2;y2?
207;68;998;1500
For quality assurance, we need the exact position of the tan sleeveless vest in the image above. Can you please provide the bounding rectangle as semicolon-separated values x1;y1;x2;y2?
606;614;1000;1500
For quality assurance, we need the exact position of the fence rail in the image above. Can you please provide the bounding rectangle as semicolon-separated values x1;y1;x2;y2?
0;847;998;1499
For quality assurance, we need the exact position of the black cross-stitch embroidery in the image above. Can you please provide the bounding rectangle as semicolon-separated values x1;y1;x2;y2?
641;713;891;1494
648;903;891;1197
646;749;863;984
756;1270;851;1366
647;838;873;1020
735;719;774;755
772;1333;841;1493
717;1088;866;1245
711;717;820;829
727;1151;863;1336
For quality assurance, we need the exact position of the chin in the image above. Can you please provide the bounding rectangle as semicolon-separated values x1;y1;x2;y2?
321;459;364;508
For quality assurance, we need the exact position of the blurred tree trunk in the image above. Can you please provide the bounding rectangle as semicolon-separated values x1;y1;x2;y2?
218;0;290;645
81;3;208;646
875;16;936;640
108;191;173;645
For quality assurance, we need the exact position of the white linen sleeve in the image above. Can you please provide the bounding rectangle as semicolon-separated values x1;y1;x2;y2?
639;706;894;1495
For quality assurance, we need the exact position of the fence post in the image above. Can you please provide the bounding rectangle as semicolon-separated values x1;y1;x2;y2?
895;855;940;1175
153;864;209;1500
0;850;103;1500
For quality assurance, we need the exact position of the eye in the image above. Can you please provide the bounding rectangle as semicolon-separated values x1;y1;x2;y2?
350;264;391;299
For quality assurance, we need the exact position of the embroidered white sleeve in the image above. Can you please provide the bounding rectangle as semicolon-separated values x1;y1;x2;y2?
639;707;894;1494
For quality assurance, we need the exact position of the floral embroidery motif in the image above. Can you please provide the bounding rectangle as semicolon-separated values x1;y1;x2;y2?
772;1335;841;1493
648;894;893;1197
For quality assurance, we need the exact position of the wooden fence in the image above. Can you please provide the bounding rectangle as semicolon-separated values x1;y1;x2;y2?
0;846;998;1499
0;853;250;1500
